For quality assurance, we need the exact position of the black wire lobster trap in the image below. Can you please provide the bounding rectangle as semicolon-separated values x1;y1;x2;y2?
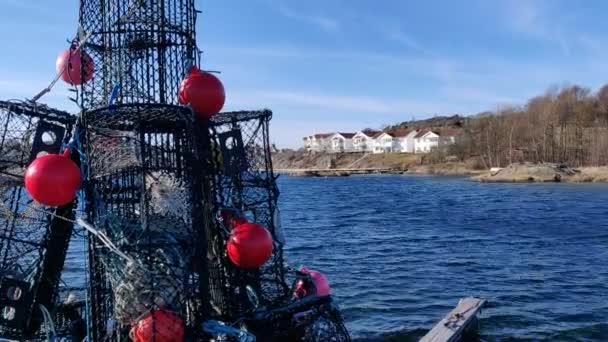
79;104;212;341
205;110;351;341
78;0;198;110
0;100;78;339
205;110;285;316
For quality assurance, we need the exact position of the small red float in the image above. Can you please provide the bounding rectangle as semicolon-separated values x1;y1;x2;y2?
227;222;273;269
131;310;184;342
220;209;249;228
24;149;81;206
178;66;225;119
293;267;331;298
56;48;94;85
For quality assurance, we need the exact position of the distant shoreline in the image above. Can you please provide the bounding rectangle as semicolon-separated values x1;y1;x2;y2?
274;166;608;183
272;151;608;182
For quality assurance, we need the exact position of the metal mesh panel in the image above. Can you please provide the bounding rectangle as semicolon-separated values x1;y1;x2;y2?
73;0;351;340
208;110;287;313
202;295;350;342
0;101;76;339
80;104;209;340
300;304;351;342
207;110;350;341
78;0;198;110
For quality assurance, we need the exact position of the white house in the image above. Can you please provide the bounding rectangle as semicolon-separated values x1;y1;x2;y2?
303;133;333;152
352;130;379;152
302;137;312;150
329;133;355;153
373;132;395;154
303;128;459;154
368;129;419;154
414;129;458;153
391;129;418;153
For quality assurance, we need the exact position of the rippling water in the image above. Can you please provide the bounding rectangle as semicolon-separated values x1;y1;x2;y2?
278;175;608;341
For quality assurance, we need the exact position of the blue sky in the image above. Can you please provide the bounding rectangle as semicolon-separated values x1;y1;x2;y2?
1;0;608;147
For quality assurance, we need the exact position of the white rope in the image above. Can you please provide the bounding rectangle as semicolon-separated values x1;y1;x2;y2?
39;304;56;342
76;218;134;264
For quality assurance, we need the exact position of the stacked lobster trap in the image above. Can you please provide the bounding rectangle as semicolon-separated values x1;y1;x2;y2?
0;100;78;339
204;110;351;341
205;110;285;316
79;104;212;340
0;0;352;340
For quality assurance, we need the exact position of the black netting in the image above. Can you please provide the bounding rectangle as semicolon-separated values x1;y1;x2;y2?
205;110;286;317
0;101;77;339
70;0;351;340
40;288;87;341
80;104;210;341
202;295;350;342
204;110;351;341
78;0;197;110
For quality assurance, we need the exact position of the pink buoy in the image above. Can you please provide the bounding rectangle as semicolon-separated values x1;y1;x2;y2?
293;267;330;298
56;48;94;85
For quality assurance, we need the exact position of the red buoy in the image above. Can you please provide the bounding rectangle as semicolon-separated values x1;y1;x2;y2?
227;222;273;269
56;48;94;85
131;310;184;342
178;66;225;119
24;150;81;206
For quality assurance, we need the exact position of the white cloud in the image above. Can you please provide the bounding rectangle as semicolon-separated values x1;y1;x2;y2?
276;4;339;32
501;0;603;57
379;24;430;55
439;85;518;105
226;89;464;116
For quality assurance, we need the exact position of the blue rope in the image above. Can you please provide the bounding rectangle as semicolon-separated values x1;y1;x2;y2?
61;124;92;341
83;225;91;342
108;84;120;106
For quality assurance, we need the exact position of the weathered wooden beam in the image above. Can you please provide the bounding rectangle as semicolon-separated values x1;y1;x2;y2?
420;297;487;342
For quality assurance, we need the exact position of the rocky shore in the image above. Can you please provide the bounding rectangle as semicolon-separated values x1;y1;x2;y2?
473;163;608;183
272;151;608;182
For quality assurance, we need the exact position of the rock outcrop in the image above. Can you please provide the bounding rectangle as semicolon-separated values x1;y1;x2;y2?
473;163;579;182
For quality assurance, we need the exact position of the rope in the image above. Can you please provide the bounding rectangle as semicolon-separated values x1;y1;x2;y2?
30;27;92;103
0;186;41;220
39;304;57;342
76;218;134;264
22;203;134;265
202;320;256;342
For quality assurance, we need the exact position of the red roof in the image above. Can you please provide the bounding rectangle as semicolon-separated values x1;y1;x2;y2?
360;129;381;137
436;127;461;137
414;130;429;138
389;128;416;137
415;127;461;138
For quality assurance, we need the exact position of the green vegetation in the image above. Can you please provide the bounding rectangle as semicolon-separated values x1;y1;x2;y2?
389;85;608;168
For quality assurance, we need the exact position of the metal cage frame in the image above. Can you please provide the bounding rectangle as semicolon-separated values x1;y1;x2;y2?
0;100;77;339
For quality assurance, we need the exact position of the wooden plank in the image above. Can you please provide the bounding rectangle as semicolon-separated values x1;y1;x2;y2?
420;297;487;342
